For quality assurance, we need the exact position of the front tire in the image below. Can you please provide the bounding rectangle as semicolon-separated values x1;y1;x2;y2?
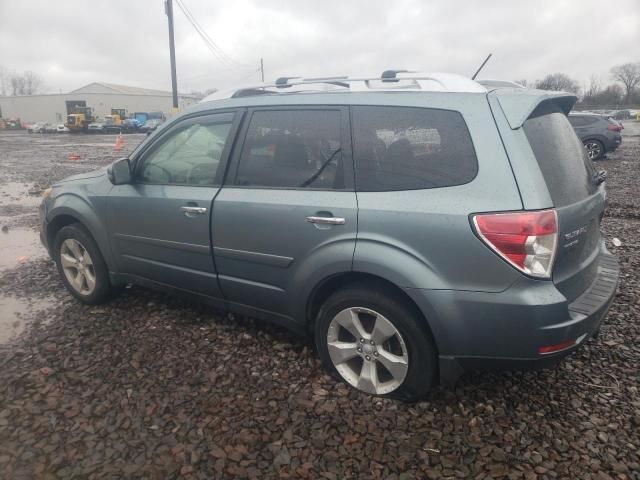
584;139;605;160
53;224;113;304
315;283;437;401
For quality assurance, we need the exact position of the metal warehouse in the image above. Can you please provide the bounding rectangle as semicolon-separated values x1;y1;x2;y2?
0;82;199;124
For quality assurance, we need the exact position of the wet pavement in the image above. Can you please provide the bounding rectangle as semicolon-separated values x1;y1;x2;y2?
0;132;144;345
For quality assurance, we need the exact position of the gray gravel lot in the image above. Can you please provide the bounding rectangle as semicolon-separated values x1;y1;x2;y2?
0;127;639;479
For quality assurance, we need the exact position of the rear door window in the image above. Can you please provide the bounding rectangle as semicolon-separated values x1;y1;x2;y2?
523;104;597;206
235;109;344;189
352;106;478;191
568;116;586;127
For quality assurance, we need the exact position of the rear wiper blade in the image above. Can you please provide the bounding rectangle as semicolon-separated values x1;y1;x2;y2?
593;170;607;185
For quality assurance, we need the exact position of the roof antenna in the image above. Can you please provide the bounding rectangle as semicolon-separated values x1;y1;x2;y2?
471;53;492;80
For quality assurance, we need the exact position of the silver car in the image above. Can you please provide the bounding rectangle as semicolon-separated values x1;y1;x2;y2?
39;72;619;400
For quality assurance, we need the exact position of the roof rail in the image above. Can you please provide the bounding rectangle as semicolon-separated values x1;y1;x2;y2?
201;71;487;101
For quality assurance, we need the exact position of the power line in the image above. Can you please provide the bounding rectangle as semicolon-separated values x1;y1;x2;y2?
173;0;247;68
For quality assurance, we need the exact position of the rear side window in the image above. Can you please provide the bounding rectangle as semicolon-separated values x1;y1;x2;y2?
568;116;586;126
236;110;344;189
352;106;477;191
523;104;597;206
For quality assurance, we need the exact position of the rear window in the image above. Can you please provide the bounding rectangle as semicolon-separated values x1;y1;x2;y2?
523;104;597;206
352;106;477;191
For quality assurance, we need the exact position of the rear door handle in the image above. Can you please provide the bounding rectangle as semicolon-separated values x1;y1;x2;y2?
305;216;346;225
181;206;207;217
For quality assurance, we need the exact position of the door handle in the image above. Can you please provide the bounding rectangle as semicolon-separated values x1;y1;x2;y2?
305;216;346;225
181;206;207;217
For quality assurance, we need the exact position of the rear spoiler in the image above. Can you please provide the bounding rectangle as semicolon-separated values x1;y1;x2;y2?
490;88;577;130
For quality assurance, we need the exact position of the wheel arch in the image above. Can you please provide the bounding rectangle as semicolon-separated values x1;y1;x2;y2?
305;271;439;354
47;203;114;270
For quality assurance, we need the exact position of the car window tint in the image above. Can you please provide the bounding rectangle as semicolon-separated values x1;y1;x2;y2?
138;120;232;185
569;116;586;126
236;110;343;189
524;104;597;206
352;106;478;191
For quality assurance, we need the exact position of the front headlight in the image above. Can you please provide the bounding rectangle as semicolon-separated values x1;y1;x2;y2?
42;187;53;199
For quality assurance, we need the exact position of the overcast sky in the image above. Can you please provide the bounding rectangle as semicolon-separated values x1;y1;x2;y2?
1;0;639;94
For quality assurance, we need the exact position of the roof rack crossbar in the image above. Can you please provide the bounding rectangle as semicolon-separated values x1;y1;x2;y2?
215;71;487;99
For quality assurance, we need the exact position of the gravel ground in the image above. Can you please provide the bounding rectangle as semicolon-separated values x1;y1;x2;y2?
0;127;639;479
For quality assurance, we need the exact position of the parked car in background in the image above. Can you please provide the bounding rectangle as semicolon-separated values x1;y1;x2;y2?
121;118;142;133
87;122;105;133
139;118;163;133
568;113;622;160
56;124;70;133
613;110;631;120
44;123;58;134
40;73;619;401
28;122;47;133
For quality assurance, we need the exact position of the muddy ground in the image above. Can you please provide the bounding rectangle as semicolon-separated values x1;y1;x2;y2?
0;127;639;479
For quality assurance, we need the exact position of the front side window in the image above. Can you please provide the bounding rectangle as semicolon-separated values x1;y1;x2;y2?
352;106;478;191
138;116;232;186
235;109;343;189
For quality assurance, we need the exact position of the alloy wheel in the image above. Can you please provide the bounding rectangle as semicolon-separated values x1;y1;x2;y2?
60;238;96;295
585;141;602;160
326;307;409;395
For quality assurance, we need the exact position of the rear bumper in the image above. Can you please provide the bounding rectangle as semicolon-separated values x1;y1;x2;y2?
406;249;619;385
605;135;622;151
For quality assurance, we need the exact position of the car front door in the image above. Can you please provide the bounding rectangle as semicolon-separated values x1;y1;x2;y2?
212;107;357;325
107;111;241;298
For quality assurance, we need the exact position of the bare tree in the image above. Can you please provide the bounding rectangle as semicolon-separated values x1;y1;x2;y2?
0;66;8;96
584;75;601;98
535;73;580;94
23;71;44;95
10;74;26;96
6;70;45;96
514;79;528;87
611;62;640;100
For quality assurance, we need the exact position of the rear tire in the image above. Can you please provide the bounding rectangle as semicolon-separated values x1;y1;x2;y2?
314;282;437;402
53;223;113;304
584;139;605;160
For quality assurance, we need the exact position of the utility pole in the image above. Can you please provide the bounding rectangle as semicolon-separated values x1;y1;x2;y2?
260;58;265;83
165;0;179;111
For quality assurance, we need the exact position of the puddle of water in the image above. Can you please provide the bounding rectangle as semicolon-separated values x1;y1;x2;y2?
0;227;46;270
0;182;42;207
0;294;57;344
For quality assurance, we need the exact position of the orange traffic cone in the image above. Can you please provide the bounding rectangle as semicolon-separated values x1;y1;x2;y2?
114;134;124;152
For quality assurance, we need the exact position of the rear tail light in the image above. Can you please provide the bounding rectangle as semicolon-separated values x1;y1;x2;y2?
607;124;622;132
538;334;586;355
472;209;558;279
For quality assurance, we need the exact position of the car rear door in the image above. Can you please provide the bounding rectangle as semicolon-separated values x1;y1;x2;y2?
107;111;242;298
211;106;357;324
522;103;605;301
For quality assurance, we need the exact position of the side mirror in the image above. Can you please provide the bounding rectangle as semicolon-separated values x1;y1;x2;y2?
108;157;132;185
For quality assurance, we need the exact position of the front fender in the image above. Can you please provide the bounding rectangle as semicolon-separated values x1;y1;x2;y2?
47;192;114;270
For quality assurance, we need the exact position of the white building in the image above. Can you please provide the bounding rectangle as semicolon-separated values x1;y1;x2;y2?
0;82;199;124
